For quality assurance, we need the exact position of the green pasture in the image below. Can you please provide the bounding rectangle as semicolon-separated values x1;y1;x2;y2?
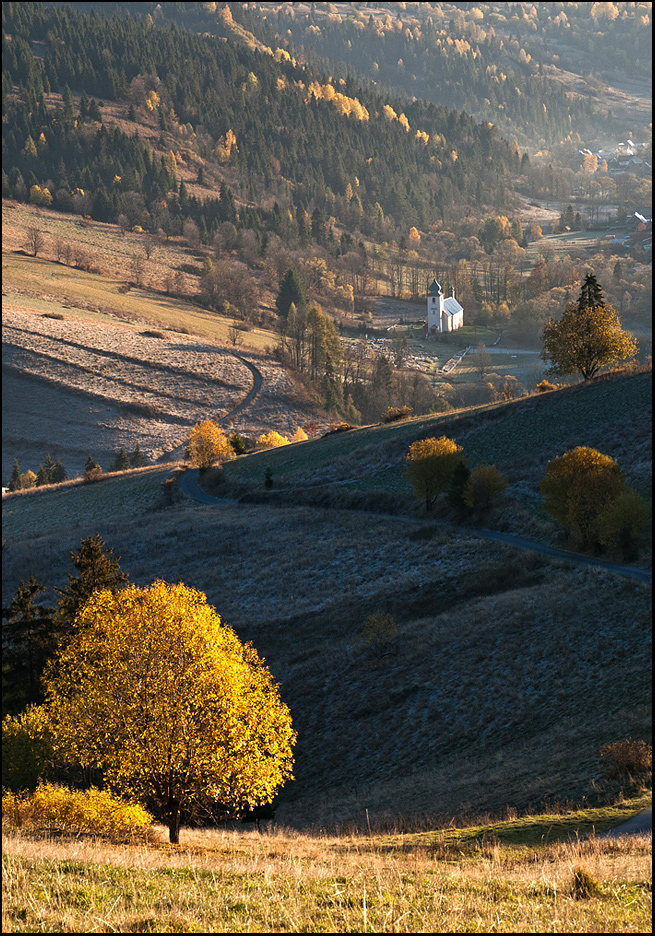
378;791;653;852
225;370;652;494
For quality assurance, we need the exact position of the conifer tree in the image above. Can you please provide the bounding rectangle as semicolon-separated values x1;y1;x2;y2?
55;534;130;639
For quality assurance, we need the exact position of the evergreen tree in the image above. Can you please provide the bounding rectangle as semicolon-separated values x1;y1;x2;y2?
130;444;146;468
55;534;130;639
111;448;131;472
2;577;55;712
276;267;308;320
8;459;23;492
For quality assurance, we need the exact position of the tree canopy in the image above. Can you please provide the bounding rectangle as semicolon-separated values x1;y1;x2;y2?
541;275;637;380
44;581;296;844
540;446;627;548
405;436;465;511
185;420;233;470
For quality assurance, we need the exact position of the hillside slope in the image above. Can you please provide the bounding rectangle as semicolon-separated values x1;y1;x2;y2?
3;370;651;830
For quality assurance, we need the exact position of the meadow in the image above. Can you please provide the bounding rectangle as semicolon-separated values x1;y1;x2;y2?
2;800;651;933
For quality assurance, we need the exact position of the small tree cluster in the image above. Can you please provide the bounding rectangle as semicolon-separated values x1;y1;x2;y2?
257;430;290;449
382;405;413;423
540;446;650;556
600;739;652;777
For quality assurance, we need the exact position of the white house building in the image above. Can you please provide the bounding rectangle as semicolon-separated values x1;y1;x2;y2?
427;279;463;334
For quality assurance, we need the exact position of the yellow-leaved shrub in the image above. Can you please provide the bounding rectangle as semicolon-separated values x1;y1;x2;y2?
2;784;153;838
257;430;290;449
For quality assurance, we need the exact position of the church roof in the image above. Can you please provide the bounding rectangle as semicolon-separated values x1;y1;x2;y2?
427;278;442;296
443;297;463;315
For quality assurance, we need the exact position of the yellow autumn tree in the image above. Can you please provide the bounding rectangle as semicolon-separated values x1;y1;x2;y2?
405;436;465;511
43;582;296;844
185;420;233;469
540;447;627;548
257;430;290;449
541;274;636;380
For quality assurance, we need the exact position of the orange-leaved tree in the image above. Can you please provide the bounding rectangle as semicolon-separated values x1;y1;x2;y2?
43;582;296;844
541;274;636;380
405;436;465;511
185;420;233;469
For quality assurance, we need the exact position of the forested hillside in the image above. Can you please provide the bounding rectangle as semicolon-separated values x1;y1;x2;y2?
3;0;522;241
53;1;652;150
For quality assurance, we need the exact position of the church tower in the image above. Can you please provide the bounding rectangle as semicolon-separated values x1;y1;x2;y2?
427;278;444;333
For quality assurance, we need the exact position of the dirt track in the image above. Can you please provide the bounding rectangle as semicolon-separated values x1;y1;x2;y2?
2;308;321;483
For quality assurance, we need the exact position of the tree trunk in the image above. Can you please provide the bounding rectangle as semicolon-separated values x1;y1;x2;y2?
167;801;181;844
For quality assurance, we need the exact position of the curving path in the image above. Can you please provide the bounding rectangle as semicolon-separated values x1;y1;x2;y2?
598;804;652;839
218;353;264;424
459;527;652;585
176;473;651;585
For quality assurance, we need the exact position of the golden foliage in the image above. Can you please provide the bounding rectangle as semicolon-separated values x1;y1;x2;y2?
257;430;290;449
3;784;153;838
43;582;296;843
541;302;636;380
185;420;233;469
405;436;464;511
540;447;627;547
463;465;508;510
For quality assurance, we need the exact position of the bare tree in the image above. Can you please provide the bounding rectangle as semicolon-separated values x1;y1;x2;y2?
24;227;44;257
130;255;145;287
471;344;492;381
143;235;158;260
228;324;244;347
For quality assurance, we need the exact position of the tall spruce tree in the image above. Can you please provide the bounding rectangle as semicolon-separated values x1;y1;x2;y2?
2;578;55;712
55;534;130;639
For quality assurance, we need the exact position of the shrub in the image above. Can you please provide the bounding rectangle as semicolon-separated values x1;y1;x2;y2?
327;422;355;434
571;866;603;899
596;490;651;561
362;613;397;657
290;427;308;442
2;784;153;838
536;379;558;393
83;467;103;484
540;447;627;547
464;465;508;511
600;739;652;777
257;431;290;449
2;706;56;792
382;405;413;423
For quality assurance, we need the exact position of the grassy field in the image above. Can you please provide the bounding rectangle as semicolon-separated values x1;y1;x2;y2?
2;796;651;933
1;250;276;352
1;466;177;540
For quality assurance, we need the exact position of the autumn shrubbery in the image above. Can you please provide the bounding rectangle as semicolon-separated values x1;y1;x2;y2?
2;784;153;839
382;405;413;423
540;446;650;556
600;739;652;778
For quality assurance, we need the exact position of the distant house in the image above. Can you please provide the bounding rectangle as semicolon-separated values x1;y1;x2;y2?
426;279;463;334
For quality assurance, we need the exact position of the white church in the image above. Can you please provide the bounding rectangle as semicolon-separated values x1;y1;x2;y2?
426;278;464;334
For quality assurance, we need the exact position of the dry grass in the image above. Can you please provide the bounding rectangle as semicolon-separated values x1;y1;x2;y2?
2;815;651;932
